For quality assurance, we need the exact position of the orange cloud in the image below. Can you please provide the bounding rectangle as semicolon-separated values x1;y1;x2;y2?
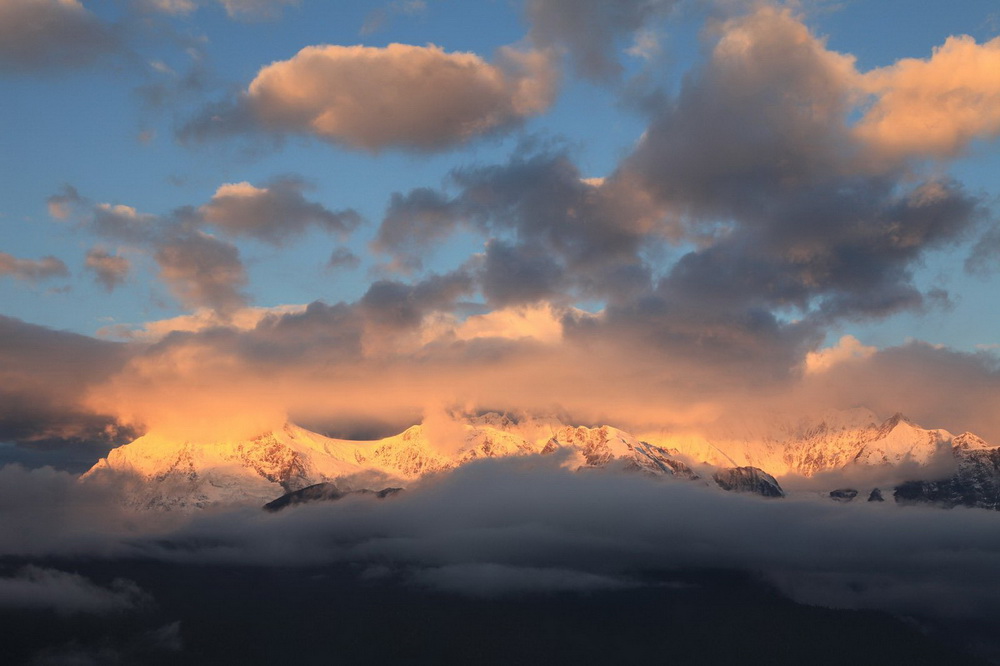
804;335;876;375
239;43;557;150
857;35;1000;159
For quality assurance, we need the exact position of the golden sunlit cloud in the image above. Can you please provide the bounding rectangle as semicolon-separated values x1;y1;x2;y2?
857;35;1000;158
234;42;558;150
804;335;877;375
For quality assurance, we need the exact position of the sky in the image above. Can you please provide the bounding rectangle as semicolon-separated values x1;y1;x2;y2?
2;0;1000;461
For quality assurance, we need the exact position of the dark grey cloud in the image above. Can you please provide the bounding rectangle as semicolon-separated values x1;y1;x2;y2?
199;177;361;245
85;247;130;291
0;252;68;282
374;188;459;266
154;230;248;314
478;239;565;307
327;247;360;271
4;456;993;626
613;7;987;329
0;315;133;452
0;0;119;73
376;150;657;304
525;0;679;81
360;270;475;329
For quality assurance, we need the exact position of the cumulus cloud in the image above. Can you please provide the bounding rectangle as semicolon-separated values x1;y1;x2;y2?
616;6;986;332
182;43;558;151
85;247;130;291
154;230;248;314
525;0;679;80
0;0;118;73
199;178;361;245
0;252;68;282
50;177;358;315
857;35;1000;159
376;150;661;303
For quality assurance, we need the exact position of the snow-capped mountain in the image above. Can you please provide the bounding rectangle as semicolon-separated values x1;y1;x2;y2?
647;409;957;477
82;416;697;509
894;432;1000;510
82;410;997;511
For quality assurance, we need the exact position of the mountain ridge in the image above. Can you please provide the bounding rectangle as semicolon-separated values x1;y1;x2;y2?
82;410;997;511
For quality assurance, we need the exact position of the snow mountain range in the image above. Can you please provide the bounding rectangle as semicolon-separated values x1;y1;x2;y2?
81;410;998;511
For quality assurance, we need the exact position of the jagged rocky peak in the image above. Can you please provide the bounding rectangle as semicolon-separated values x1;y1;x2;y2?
868;488;885;502
467;411;519;430
952;432;992;451
712;467;784;498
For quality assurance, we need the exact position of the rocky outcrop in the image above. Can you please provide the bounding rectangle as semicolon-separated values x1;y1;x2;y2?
264;483;403;512
829;488;858;502
712;467;784;498
894;445;1000;510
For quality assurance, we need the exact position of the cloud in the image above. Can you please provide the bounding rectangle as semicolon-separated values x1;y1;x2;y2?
100;304;308;341
0;316;133;451
46;184;83;220
7;456;993;625
182;43;558;151
199;178;361;245
327;247;360;271
967;223;1000;275
359;269;475;331
0;566;148;614
857;35;1000;159
360;0;426;36
0;0;119;73
449;302;566;345
618;6;986;327
376;149;661;303
85;247;130;292
525;0;679;81
137;0;197;15
217;0;297;20
0;252;68;282
478;239;565;306
804;335;876;375
154;230;248;314
51;177;358;315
